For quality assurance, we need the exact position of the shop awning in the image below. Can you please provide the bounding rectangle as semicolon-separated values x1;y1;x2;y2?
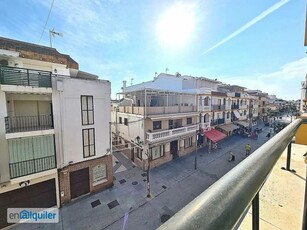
235;121;249;127
204;129;226;143
218;124;240;132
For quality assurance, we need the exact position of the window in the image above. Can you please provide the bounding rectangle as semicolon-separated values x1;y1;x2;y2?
82;128;95;158
169;120;174;129
153;121;161;130
227;112;230;119
204;97;210;106
204;114;209;122
119;117;122;124
124;118;128;126
187;117;192;125
184;137;193;148
81;95;94;125
174;119;182;128
150;145;165;160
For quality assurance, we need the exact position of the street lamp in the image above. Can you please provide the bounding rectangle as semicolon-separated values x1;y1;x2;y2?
195;131;198;170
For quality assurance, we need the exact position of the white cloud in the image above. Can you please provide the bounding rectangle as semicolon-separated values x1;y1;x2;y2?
219;57;307;100
200;0;291;56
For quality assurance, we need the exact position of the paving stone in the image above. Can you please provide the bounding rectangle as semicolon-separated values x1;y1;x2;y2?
119;179;126;184
91;199;101;208
107;200;120;209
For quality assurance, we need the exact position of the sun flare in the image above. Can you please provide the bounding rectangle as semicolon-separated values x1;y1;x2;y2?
156;3;196;48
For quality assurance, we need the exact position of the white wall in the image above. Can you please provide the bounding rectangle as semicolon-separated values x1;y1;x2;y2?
52;77;111;168
0;89;10;183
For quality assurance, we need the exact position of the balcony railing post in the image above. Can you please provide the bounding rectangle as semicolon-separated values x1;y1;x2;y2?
27;69;30;86
281;141;296;172
252;192;260;230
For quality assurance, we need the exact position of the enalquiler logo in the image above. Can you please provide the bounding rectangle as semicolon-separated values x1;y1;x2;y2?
7;208;59;223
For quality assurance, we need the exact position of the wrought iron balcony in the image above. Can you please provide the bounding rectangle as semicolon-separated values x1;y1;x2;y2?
0;65;52;88
5;115;53;133
9;155;56;179
231;104;239;109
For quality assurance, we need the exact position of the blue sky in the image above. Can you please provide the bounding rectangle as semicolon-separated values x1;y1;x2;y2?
0;0;306;99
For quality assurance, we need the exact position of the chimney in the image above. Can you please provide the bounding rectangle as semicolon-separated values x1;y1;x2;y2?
123;80;127;89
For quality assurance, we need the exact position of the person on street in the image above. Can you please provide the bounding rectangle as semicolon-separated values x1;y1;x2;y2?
245;144;251;156
266;132;271;140
228;151;235;162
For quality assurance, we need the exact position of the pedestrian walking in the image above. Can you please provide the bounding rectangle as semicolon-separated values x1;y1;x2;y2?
245;144;251;156
228;151;235;162
266;132;271;140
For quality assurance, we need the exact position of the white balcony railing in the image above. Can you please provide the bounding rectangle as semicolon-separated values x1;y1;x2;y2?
239;104;248;109
146;124;198;142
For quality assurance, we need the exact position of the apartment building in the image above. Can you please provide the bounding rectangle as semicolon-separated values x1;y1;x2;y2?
112;73;199;170
0;37;112;228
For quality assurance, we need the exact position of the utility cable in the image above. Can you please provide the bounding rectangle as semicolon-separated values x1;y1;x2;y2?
38;0;55;44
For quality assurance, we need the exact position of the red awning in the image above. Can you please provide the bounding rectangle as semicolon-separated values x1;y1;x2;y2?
204;129;226;143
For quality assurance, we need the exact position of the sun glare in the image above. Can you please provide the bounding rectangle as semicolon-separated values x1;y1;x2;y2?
156;3;196;48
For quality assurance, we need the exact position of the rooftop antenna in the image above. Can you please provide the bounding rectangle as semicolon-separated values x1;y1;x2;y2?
165;68;169;74
49;28;63;48
155;72;157;77
131;77;134;86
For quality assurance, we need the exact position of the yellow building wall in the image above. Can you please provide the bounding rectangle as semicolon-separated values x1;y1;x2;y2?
295;124;307;145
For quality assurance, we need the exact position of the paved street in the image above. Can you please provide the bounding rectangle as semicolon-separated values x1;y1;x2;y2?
11;121;272;230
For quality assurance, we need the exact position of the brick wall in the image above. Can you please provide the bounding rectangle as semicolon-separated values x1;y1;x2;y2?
58;155;113;205
0;37;79;69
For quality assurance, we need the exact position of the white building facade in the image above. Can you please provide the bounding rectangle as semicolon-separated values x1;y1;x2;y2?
0;37;112;228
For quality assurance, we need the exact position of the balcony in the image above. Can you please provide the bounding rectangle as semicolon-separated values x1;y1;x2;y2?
211;118;225;126
146;124;198;142
9;155;56;179
0;66;52;88
239;104;248;109
5;115;53;133
211;105;225;111
158;118;306;230
119;105;197;116
231;105;239;109
8;135;56;179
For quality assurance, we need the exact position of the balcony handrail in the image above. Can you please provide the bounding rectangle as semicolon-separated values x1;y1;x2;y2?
5;114;54;133
0;65;52;88
158;118;304;230
9;155;56;179
147;124;198;141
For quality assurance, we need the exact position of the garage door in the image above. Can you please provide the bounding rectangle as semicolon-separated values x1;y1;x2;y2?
0;179;56;229
70;168;90;199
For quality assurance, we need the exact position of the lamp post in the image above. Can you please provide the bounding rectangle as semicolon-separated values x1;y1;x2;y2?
195;131;198;170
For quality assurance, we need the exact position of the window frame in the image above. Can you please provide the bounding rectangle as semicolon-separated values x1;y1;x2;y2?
187;117;192;125
82;128;96;158
150;145;165;160
184;137;193;148
81;95;94;125
153;121;162;130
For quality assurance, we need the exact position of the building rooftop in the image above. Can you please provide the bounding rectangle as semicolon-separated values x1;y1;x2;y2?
0;37;78;69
